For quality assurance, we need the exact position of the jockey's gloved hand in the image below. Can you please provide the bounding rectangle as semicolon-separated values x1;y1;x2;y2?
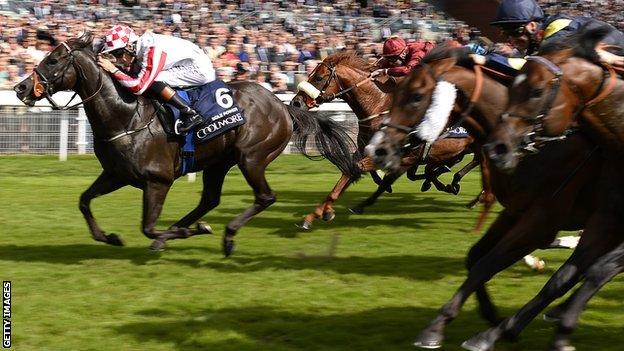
370;69;388;79
469;54;487;66
97;55;119;74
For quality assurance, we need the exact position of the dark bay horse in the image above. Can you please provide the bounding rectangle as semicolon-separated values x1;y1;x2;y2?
470;27;624;351
365;46;603;350
14;33;358;256
290;52;479;228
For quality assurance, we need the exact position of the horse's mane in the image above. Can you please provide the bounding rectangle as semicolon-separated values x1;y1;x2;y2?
422;44;474;68
538;24;621;66
325;52;372;71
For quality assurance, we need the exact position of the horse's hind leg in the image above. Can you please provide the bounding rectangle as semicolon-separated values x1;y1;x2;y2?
222;160;276;257
170;162;231;233
79;171;128;246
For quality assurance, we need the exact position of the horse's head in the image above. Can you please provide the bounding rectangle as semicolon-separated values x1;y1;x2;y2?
365;47;471;171
486;25;616;172
15;32;95;107
291;53;370;110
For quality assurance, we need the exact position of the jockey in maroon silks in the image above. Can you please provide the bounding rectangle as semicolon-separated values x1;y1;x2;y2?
371;36;436;78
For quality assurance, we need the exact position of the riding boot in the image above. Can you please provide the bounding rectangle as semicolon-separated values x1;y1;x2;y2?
152;82;203;134
168;93;203;134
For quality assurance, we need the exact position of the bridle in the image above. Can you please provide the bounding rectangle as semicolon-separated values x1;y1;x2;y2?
308;61;374;105
27;42;103;110
380;62;484;153
501;55;617;152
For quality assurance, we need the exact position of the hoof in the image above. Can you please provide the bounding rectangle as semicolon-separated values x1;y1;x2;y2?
448;183;460;195
348;206;364;215
296;219;313;230
150;239;166;251
322;211;336;222
385;185;393;193
421;181;432;192
413;330;444;349
549;339;576;351
461;332;495;351
105;233;124;246
222;236;236;257
196;222;213;235
543;311;563;323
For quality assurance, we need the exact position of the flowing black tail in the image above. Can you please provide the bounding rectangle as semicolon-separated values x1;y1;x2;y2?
286;105;361;179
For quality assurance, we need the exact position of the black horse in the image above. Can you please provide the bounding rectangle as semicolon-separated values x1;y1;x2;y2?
14;32;358;256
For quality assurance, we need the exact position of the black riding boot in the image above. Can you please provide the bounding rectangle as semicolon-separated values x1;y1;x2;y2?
150;82;203;134
168;93;203;134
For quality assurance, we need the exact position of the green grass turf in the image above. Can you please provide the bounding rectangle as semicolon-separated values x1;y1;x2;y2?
0;155;622;351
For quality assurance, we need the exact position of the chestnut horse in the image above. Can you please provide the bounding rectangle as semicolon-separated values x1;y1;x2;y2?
365;46;602;350
290;52;479;229
472;26;624;351
13;33;358;256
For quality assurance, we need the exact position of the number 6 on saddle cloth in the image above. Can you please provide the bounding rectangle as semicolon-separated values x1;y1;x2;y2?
159;79;247;175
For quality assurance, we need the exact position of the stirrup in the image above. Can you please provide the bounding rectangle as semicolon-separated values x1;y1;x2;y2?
174;115;202;135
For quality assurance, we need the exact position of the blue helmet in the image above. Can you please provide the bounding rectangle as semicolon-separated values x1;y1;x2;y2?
491;0;544;26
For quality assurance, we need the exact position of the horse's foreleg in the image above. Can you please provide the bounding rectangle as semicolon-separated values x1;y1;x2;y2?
223;161;276;257
461;211;620;351
140;181;191;251
79;171;128;246
550;241;624;351
349;170;405;214
170;163;230;231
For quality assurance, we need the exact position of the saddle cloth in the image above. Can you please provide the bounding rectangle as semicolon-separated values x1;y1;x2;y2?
170;79;246;144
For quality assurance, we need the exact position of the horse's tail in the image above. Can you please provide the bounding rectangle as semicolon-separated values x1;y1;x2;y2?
286;105;361;179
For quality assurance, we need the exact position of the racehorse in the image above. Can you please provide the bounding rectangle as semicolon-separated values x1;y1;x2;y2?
290;52;480;228
365;45;603;350
468;27;624;351
13;32;358;257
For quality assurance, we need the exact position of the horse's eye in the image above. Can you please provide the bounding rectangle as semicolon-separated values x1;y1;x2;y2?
314;75;324;82
410;93;422;104
530;88;543;98
47;58;58;66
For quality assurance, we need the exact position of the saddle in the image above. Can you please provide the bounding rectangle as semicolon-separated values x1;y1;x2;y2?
152;80;247;174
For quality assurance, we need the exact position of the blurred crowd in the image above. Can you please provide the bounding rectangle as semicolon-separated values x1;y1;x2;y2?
4;0;624;93
0;0;467;92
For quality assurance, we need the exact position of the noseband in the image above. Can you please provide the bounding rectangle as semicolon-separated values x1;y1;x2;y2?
29;42;103;110
502;55;617;152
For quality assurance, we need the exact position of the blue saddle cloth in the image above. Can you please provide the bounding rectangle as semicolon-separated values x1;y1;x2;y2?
168;80;246;175
444;126;469;139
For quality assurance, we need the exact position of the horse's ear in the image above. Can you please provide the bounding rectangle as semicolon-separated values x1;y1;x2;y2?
431;57;458;76
73;31;94;50
573;24;613;64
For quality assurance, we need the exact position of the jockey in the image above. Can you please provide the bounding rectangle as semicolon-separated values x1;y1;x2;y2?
473;0;624;76
370;36;436;78
97;25;216;134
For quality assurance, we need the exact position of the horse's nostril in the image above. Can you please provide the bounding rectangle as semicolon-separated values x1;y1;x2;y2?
493;143;508;156
375;148;388;157
292;100;302;108
16;84;27;93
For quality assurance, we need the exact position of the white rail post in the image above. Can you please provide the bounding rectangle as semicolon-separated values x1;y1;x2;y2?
59;114;69;161
76;108;87;154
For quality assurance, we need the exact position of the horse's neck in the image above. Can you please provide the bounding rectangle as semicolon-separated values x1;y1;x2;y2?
455;72;507;143
343;81;391;120
586;79;624;150
75;53;144;139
